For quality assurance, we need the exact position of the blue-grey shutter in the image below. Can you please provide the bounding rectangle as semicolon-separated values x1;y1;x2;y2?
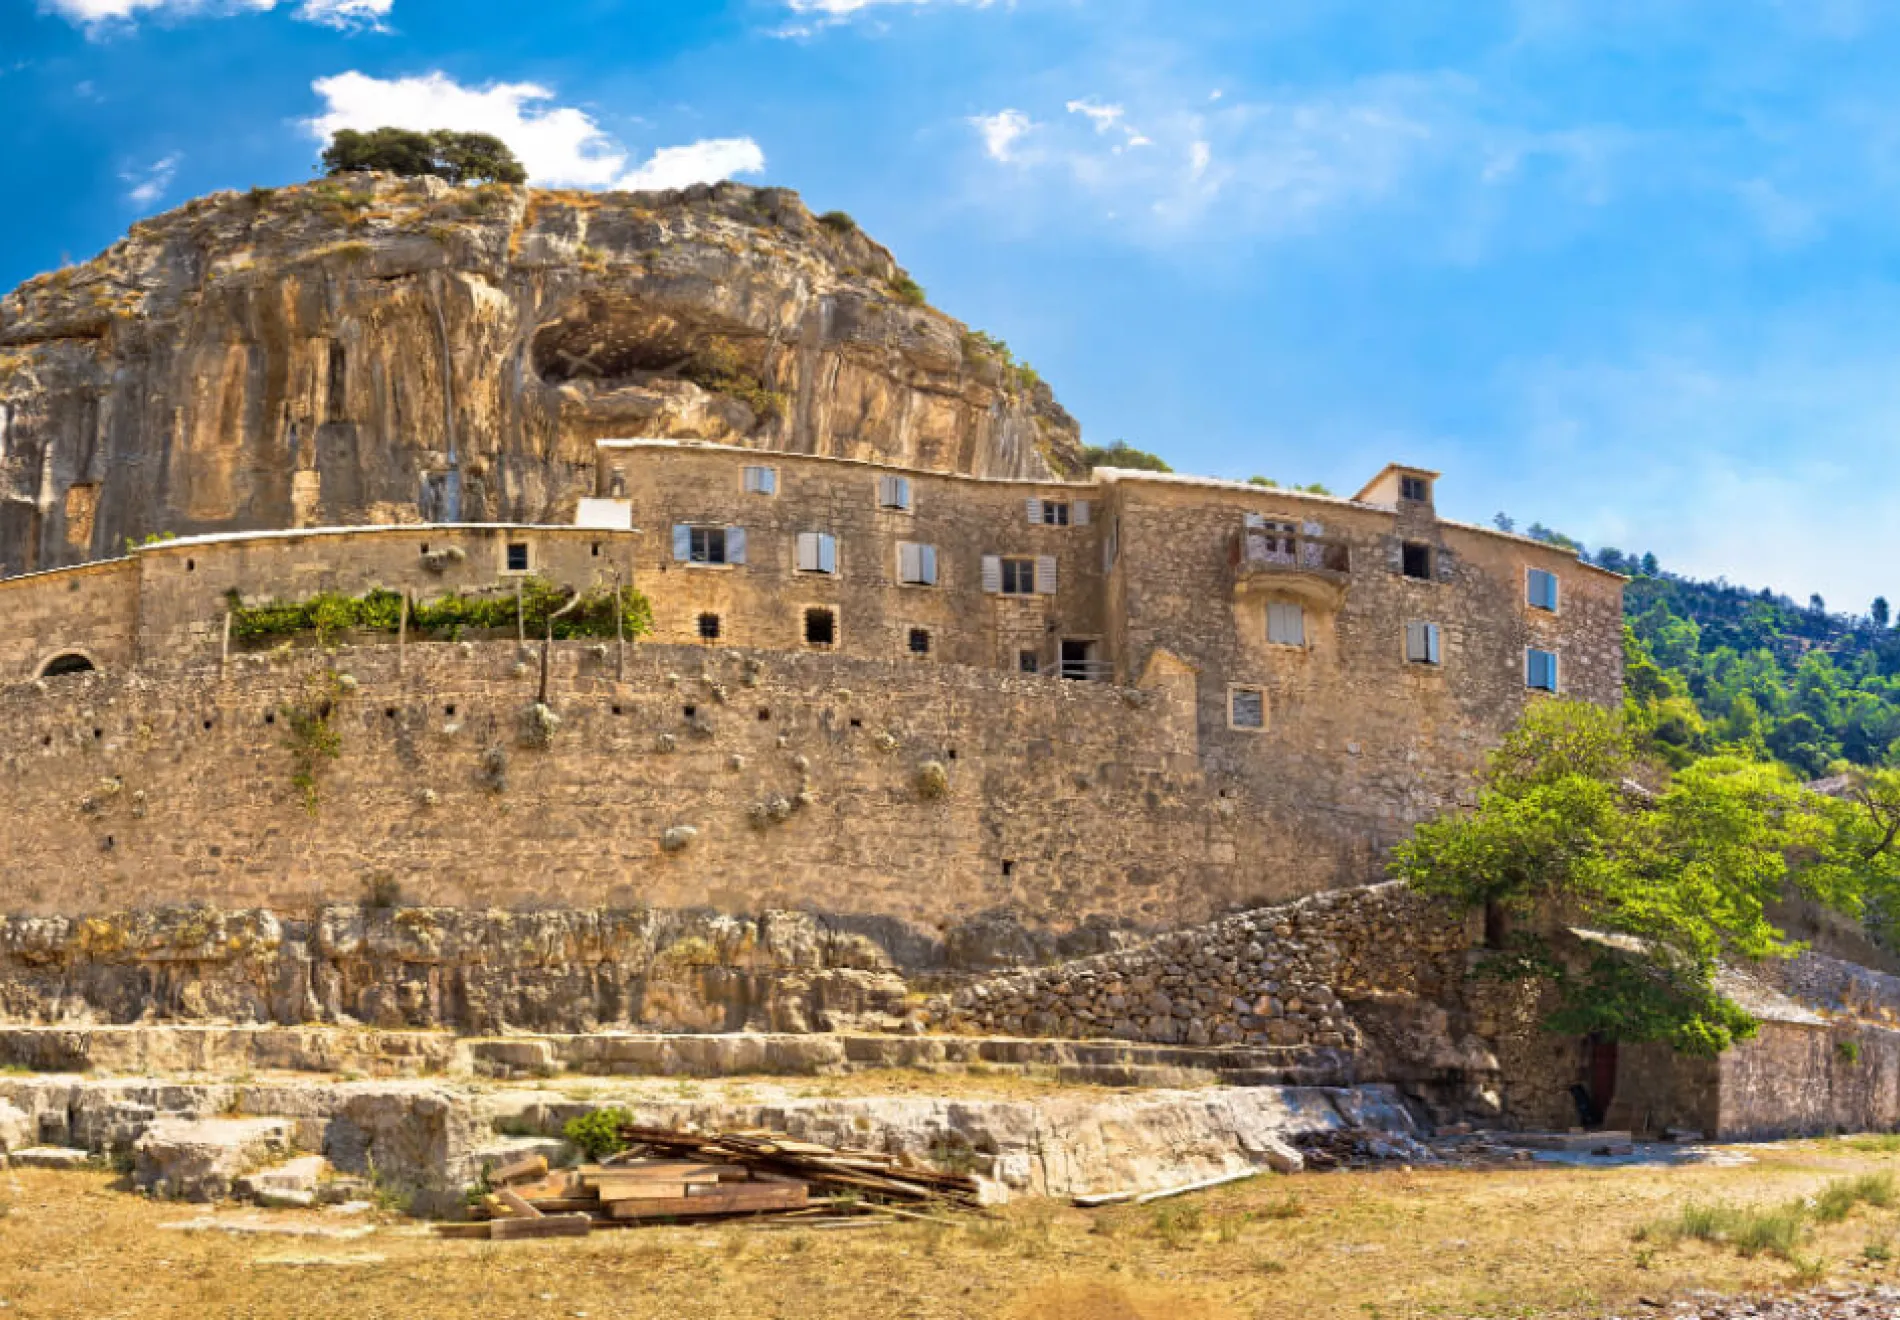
896;476;911;509
761;467;777;495
672;525;691;561
1026;497;1043;525
1548;652;1560;691
1035;555;1057;594
1074;500;1090;526
898;542;919;582
796;532;818;572
726;526;747;565
1427;624;1441;665
818;533;837;575
920;544;937;585
981;555;1002;594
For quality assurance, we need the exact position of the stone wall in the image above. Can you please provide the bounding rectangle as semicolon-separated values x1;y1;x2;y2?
928;883;1503;1118
3;639;1347;925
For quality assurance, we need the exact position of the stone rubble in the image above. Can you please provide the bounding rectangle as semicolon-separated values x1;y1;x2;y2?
1604;1286;1900;1319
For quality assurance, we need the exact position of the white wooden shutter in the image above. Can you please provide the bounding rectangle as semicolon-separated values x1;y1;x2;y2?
898;542;921;582
1026;497;1043;525
796;532;820;572
818;533;836;574
1268;603;1305;646
726;526;747;565
672;525;691;561
920;544;938;585
981;555;1002;594
1074;500;1090;526
1035;555;1057;594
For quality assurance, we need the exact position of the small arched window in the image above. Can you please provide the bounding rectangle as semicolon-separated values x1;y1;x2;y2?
37;653;97;679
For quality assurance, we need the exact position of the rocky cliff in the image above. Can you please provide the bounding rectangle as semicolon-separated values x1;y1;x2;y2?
0;175;1081;577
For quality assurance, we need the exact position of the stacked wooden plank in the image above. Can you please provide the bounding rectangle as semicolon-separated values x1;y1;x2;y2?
435;1125;980;1241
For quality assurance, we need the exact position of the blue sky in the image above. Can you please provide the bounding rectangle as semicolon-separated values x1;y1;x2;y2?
6;0;1900;611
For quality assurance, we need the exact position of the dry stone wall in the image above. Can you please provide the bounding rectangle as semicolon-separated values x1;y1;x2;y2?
929;883;1505;1115
0;638;1343;927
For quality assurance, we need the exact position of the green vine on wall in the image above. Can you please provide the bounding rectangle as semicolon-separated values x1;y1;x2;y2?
283;671;352;815
227;577;653;648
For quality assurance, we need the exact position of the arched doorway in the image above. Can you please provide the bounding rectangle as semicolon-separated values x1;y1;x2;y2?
35;652;98;679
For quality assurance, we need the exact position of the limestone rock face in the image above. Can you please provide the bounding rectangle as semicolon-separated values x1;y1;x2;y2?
133;1115;294;1201
0;174;1082;577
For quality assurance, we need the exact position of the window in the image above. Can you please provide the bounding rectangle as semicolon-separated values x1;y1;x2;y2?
1528;568;1560;612
877;474;912;511
1527;648;1560;692
1060;639;1100;680
804;607;837;648
796;531;838;574
1266;602;1306;647
1229;686;1266;730
743;465;778;495
908;627;932;656
505;542;530;573
673;525;747;565
984;554;1057;595
1018;649;1040;674
897;541;939;586
698;613;722;641
1401;541;1434;580
1027;497;1085;526
1400;474;1431;503
998;557;1037;595
1406;621;1442;665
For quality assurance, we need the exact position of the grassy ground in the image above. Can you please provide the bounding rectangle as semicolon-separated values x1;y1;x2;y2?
8;1141;1900;1319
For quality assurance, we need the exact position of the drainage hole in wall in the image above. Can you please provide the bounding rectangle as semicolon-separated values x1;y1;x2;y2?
849;717;862;729
93;728;103;739
612;705;623;716
683;705;698;719
384;707;397;719
264;713;275;726
946;749;958;761
757;709;771;722
1001;860;1015;877
444;705;457;717
202;719;214;731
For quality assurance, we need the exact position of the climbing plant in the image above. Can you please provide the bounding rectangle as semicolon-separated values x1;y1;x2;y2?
282;670;352;815
228;578;652;647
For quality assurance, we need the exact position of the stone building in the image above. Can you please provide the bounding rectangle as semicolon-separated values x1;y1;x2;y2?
0;439;1623;934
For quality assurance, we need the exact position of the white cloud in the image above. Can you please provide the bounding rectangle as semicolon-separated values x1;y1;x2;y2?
785;0;993;14
122;153;179;207
970;109;1033;163
966;75;1621;243
615;138;766;191
775;0;996;36
293;0;390;30
308;72;766;193
44;0;387;30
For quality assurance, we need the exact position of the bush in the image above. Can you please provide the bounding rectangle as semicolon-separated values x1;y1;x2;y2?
817;210;858;234
227;578;653;647
1081;441;1172;473
889;272;927;307
563;1108;632;1161
322;127;527;186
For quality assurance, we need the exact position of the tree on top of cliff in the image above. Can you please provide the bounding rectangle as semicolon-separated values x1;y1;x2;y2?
321;128;528;186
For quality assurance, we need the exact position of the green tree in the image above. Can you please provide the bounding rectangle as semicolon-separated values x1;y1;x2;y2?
1393;701;1836;1055
321;127;527;186
1080;441;1171;473
1874;597;1891;629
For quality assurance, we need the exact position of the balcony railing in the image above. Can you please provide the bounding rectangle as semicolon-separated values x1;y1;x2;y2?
1233;528;1352;576
1231;521;1352;609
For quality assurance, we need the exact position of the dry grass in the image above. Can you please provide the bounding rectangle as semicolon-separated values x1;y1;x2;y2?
5;1141;1900;1317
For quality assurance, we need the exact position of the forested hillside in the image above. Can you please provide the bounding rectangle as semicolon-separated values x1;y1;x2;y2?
1527;522;1900;777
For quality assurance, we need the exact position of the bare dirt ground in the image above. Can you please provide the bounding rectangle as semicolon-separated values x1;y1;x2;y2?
6;1139;1900;1320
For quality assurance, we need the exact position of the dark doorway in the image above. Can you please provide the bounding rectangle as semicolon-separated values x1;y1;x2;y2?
1585;1035;1620;1126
